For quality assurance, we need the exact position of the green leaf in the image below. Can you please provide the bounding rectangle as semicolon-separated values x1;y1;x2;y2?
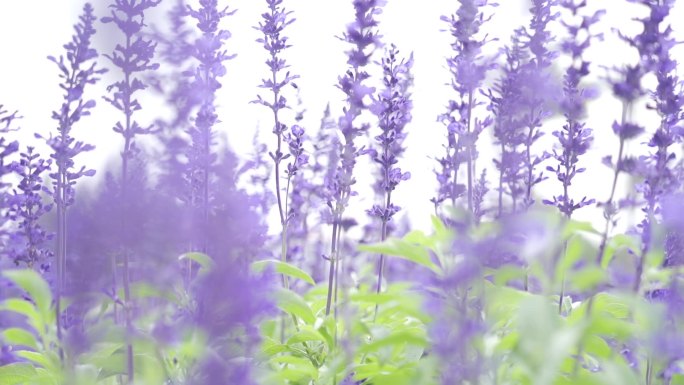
1;328;38;350
287;326;326;346
261;337;288;357
2;270;53;318
358;238;439;273
602;234;638;269
583;335;612;359
269;356;318;382
178;252;214;271
0;299;44;336
252;259;315;285
358;328;427;354
0;363;37;385
15;351;58;372
275;289;315;325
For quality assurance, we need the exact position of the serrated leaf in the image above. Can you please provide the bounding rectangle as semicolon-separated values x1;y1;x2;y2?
252;259;315;285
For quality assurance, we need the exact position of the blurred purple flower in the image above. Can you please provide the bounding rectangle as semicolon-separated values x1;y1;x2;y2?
433;0;495;213
180;0;237;252
0;106;20;257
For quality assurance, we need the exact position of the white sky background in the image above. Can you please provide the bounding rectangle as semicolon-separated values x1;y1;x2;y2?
1;0;683;234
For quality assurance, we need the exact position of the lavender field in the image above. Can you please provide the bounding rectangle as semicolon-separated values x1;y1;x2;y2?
1;0;684;384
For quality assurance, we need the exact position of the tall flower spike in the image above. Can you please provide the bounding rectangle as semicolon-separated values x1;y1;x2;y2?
252;0;301;292
433;0;495;215
102;0;160;381
629;0;683;295
43;2;105;346
486;31;531;216
6;147;54;272
0;106;20;257
520;0;558;208
367;44;413;296
325;0;383;317
184;0;236;253
543;0;603;217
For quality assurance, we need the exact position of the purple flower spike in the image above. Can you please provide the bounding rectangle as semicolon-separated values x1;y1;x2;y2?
324;0;384;317
6;147;54;273
544;0;602;217
629;0;684;295
102;0;161;381
42;2;104;313
433;0;495;214
487;0;559;216
0;106;20;256
182;0;236;252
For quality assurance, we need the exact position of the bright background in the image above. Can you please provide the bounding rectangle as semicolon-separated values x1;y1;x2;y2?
1;0;683;233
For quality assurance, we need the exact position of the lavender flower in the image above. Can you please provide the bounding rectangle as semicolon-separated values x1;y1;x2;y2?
102;0;161;380
486;32;531;215
519;0;558;208
6;147;54;272
433;0;495;215
0;106;20;256
182;0;236;252
367;44;413;294
41;2;104;344
544;0;603;217
629;0;683;294
252;0;303;292
325;0;384;316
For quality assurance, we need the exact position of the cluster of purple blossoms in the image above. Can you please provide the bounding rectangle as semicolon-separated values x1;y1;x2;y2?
5;148;54;272
102;0;161;380
433;0;495;215
488;0;558;216
0;106;20;253
543;0;603;217
324;0;384;315
253;0;304;276
366;45;413;224
631;0;683;259
183;0;236;252
366;44;413;293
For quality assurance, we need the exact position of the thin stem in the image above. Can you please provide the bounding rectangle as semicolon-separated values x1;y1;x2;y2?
498;141;505;217
466;90;474;214
119;32;135;385
596;103;628;264
325;220;339;316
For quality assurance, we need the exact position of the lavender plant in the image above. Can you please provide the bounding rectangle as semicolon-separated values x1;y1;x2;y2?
183;0;236;255
253;0;302;286
6;147;54;272
543;0;602;218
0;106;20;256
102;0;161;380
325;0;383;317
433;0;495;216
629;0;683;293
41;2;104;346
2;2;684;385
367;44;413;295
